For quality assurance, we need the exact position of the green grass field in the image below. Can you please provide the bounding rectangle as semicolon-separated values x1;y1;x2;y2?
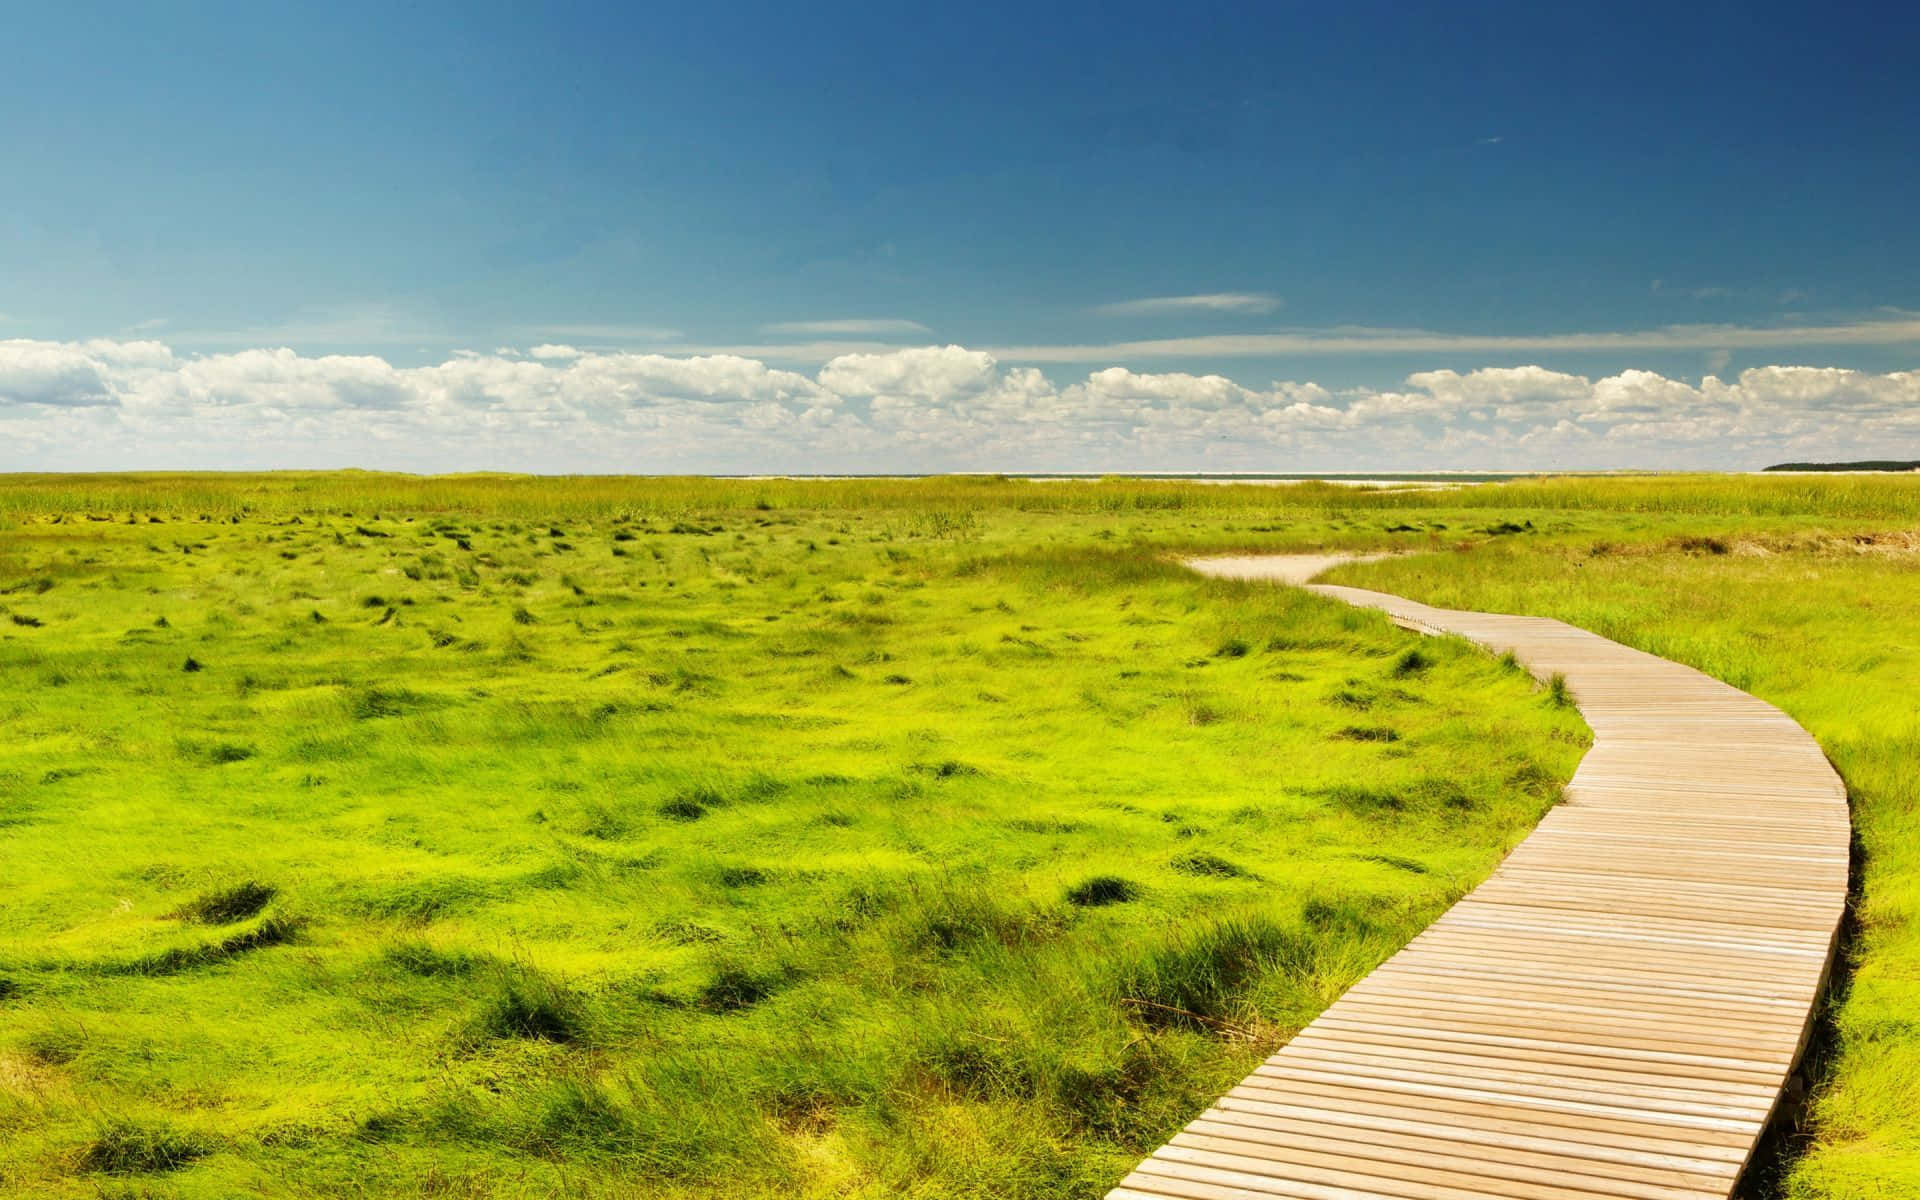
1;470;1915;1198
0;475;1587;1199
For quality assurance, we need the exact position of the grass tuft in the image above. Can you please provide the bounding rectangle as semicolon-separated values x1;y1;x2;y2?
658;796;708;821
110;917;301;975
1334;725;1401;743
697;963;782;1013
1117;914;1307;1032
383;940;480;977
349;687;428;719
1169;852;1250;878
76;1120;211;1175
480;965;589;1044
1547;672;1573;708
173;881;276;925
1066;876;1141;907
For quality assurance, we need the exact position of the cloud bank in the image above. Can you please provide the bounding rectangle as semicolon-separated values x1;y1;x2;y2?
1;337;1916;473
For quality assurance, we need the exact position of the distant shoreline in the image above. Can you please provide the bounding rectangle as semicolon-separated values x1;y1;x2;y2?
1764;460;1920;473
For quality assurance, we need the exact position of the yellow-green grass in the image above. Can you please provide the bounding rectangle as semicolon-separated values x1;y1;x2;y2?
0;477;1588;1198
11;469;1917;1198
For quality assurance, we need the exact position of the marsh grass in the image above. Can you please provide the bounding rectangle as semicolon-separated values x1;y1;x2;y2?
1168;852;1251;879
171;882;275;925
1066;877;1141;907
1546;672;1573;708
76;1121;211;1175
1117;913;1324;1034
480;964;591;1044
0;472;1609;1198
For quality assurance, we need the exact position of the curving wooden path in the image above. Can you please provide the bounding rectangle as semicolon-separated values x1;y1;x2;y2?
1110;555;1849;1200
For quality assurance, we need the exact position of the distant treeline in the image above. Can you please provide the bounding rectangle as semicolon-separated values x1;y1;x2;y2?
1765;460;1920;473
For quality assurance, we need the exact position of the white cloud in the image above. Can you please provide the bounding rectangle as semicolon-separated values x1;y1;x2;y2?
818;345;997;402
0;339;124;407
146;348;418;412
1077;367;1260;413
561;353;833;407
761;318;931;336
528;344;583;360
1093;293;1282;317
2;337;1918;472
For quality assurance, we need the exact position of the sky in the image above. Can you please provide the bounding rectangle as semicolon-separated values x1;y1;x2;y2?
3;0;1918;472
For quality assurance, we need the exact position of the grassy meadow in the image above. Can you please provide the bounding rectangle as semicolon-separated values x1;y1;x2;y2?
3;469;1917;1199
0;474;1589;1199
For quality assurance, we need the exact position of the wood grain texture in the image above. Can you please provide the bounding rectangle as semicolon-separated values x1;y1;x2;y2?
1110;559;1847;1200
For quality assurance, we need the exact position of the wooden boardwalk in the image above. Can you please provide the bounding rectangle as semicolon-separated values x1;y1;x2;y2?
1111;556;1850;1200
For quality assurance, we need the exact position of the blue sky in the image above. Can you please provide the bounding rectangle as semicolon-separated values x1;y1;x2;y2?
3;2;1918;470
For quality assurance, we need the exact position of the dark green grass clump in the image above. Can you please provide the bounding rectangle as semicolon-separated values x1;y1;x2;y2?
1547;671;1574;708
480;966;590;1044
76;1119;211;1174
1117;914;1314;1031
1316;777;1477;816
108;917;301;976
1334;725;1401;743
658;796;708;821
172;881;276;925
383;940;480;977
697;963;783;1013
1066;875;1141;907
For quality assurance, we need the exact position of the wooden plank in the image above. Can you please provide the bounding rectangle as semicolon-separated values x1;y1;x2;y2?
1110;558;1849;1200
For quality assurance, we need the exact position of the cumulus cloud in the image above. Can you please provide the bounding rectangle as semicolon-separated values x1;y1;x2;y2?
0;339;122;407
0;338;178;408
818;345;997;402
1093;293;1282;317
1;336;1917;472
